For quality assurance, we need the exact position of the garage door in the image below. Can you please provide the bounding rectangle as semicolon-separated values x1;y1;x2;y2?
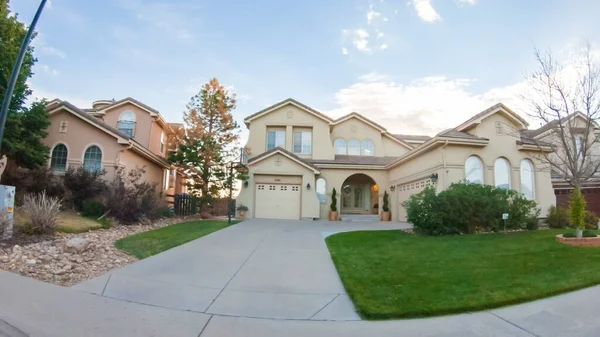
396;178;434;222
255;184;301;220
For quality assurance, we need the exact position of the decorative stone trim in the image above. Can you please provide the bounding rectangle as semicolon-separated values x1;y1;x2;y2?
556;234;600;247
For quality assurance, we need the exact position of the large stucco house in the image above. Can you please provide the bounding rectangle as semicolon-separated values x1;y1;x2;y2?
43;98;186;198
236;98;556;221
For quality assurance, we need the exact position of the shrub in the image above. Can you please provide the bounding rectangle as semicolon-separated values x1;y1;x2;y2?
63;166;107;210
21;192;62;235
546;205;570;228
104;166;160;224
583;230;598;238
563;231;577;238
569;186;586;231
526;217;539;231
330;188;337;212
382;191;390;212
200;211;212;219
403;182;539;235
81;199;105;218
236;204;249;212
584;211;599;230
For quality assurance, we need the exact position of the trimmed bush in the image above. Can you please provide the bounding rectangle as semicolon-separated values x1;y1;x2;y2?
546;205;570;228
382;191;390;212
526;217;539;231
330;188;337;212
81;199;105;218
403;182;539;235
200;211;212;219
563;231;577;238
583;230;598;238
584;211;599;230
21;192;62;235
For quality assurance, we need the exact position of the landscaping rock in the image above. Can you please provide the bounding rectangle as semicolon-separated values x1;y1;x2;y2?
0;215;199;286
64;238;91;253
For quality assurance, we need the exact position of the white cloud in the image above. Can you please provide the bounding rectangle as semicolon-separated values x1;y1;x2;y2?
326;72;529;135
342;47;349;55
366;8;381;25
40;65;60;76
377;31;384;38
412;0;441;23
459;0;477;5
40;46;66;59
380;44;388;50
342;29;371;53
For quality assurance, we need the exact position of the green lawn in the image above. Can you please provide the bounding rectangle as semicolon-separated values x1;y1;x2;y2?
115;220;234;259
326;229;600;320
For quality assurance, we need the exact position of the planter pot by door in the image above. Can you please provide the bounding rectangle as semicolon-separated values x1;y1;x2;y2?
381;211;391;221
329;211;338;221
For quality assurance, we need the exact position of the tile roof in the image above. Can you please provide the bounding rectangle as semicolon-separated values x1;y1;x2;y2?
456;102;529;130
436;129;489;140
49;101;132;140
392;134;432;142
308;155;398;166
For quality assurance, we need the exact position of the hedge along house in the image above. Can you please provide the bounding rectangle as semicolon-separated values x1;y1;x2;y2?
235;99;556;221
43;98;187;199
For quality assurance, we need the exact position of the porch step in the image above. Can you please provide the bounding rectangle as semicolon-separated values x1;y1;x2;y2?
339;214;379;222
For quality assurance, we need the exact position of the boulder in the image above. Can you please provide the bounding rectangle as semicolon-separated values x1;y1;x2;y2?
64;238;91;254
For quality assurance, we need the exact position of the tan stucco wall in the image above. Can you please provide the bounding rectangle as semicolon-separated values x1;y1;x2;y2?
330;118;385;156
119;150;167;192
148;121;166;157
382;136;411;157
103;103;155;149
45;110;127;180
237;153;319;219
244;105;335;160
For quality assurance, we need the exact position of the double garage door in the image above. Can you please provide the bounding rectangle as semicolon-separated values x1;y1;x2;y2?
396;178;434;222
255;183;301;220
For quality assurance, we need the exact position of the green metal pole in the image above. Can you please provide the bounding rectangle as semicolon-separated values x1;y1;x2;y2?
0;0;48;151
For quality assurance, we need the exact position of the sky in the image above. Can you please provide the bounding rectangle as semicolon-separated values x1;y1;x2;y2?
10;0;600;144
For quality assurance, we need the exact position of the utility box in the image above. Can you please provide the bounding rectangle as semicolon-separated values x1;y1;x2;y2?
0;185;15;241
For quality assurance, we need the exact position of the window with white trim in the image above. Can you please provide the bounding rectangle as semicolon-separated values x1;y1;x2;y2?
494;158;511;189
348;139;360;155
520;159;535;200
163;170;169;190
267;130;285;150
334;138;347;155
50;144;68;172
293;131;312;154
361;139;374;156
316;178;326;203
83;146;102;172
160;131;165;153
117;110;136;137
465;156;484;184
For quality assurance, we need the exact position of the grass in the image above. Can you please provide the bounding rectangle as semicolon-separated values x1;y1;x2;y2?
326;229;600;320
115;220;235;259
14;209;111;234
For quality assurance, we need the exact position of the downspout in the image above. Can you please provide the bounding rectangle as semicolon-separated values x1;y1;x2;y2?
441;140;449;189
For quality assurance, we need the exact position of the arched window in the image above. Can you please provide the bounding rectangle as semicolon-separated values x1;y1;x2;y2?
361;139;374;156
520;159;535;200
494;158;511;189
50;144;68;172
348;139;361;155
334;138;347;155
117;110;136;137
316;178;326;203
465;156;483;184
83;145;102;172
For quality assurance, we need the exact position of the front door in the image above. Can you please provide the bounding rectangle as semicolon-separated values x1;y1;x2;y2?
342;184;369;213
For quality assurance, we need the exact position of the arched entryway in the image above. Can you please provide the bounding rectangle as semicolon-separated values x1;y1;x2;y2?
340;173;378;215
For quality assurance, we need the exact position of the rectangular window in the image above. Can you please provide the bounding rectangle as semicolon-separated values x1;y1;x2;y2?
160;132;165;153
169;169;176;188
293;131;312;154
267;130;285;150
576;136;583;154
163;169;169;190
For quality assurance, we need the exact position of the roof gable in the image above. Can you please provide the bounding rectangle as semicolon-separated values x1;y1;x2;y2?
248;147;320;173
331;112;387;132
244;98;333;126
456;103;529;132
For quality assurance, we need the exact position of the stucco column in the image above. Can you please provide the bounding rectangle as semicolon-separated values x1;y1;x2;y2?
285;125;293;152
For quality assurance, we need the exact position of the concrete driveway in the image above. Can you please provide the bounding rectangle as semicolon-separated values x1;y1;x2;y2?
73;218;410;321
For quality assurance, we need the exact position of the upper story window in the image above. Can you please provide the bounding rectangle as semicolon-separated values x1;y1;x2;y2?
50;143;68;172
465;155;483;184
361;139;374;156
520;159;535;200
575;135;584;156
294;131;312;154
160;131;165;153
117;110;136;137
494;157;511;189
348;139;360;155
267;130;285;150
83;145;102;172
334;138;347;155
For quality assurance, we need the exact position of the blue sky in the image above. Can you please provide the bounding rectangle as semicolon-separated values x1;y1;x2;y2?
11;0;600;141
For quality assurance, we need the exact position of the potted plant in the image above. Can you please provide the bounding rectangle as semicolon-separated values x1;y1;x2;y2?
237;204;249;219
372;203;379;215
381;191;391;221
329;188;338;221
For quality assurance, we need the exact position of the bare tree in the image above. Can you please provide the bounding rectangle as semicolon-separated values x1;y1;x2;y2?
523;42;600;188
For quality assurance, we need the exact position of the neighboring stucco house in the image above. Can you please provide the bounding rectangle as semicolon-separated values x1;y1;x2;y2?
236;98;556;221
522;112;600;215
43;98;186;198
